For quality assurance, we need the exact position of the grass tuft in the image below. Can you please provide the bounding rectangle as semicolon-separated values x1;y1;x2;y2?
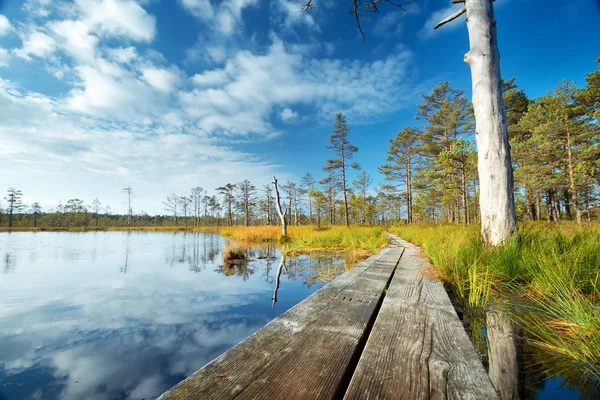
223;244;247;264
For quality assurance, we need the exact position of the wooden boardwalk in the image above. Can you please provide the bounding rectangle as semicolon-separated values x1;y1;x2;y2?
159;234;498;400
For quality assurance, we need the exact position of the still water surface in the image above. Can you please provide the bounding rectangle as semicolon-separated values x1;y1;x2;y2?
0;232;344;400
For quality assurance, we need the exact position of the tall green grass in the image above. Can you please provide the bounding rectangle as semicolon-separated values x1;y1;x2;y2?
389;222;600;381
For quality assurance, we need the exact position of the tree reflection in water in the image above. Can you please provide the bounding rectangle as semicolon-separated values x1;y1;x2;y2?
215;241;347;307
164;232;223;272
459;304;600;399
271;251;287;306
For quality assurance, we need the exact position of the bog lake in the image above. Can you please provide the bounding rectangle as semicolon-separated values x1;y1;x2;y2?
0;232;594;400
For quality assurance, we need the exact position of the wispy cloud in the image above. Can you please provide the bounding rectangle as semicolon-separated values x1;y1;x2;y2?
0;14;12;36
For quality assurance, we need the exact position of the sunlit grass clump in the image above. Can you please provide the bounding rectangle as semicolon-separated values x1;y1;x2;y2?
221;225;388;264
389;222;600;380
223;244;247;264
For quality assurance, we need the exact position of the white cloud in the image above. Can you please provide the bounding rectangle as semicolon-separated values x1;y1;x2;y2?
178;0;214;20
14;0;155;64
107;46;137;63
76;0;156;42
140;66;181;93
217;0;258;35
65;62;158;117
206;45;229;63
192;69;230;87
22;0;54;18
0;15;12;36
418;4;465;40
15;30;57;59
372;11;405;37
179;0;258;35
0;78;285;212
279;108;298;122
50;19;99;62
178;36;415;135
0;48;9;67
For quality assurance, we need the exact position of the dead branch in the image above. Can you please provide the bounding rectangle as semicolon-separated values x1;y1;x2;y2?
384;0;415;11
434;5;466;30
353;0;366;42
300;0;313;12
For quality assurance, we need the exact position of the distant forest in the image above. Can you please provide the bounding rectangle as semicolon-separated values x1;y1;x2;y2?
3;59;599;229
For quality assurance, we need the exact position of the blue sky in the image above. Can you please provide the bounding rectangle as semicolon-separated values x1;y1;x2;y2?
0;0;598;214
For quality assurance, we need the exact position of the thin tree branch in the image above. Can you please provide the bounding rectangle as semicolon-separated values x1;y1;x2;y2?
352;0;366;42
301;0;415;42
434;6;466;30
451;0;465;3
369;0;380;13
384;0;415;11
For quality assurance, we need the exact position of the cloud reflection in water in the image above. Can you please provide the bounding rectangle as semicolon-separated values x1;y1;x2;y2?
0;232;343;400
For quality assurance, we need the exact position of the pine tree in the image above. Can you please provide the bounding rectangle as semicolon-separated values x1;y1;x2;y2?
324;113;359;227
415;82;474;223
380;127;420;223
4;188;23;228
352;170;372;224
236;180;257;227
301;173;315;224
30;202;42;228
216;183;236;226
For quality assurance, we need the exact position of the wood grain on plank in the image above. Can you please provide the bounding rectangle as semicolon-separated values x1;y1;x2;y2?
159;243;403;400
237;249;403;399
344;234;498;400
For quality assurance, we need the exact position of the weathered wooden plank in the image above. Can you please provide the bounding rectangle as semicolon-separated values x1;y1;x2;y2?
344;235;498;400
159;244;403;400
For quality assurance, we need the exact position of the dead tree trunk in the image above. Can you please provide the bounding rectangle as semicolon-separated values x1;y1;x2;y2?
273;175;288;237
464;0;516;244
436;0;517;245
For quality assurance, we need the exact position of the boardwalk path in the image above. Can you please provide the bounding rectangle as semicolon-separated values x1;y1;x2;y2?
159;233;498;399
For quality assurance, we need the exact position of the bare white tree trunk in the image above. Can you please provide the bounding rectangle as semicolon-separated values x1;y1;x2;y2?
464;0;517;245
272;175;288;237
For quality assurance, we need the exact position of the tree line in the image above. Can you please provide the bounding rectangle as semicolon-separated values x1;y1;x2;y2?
2;59;598;228
381;59;599;224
